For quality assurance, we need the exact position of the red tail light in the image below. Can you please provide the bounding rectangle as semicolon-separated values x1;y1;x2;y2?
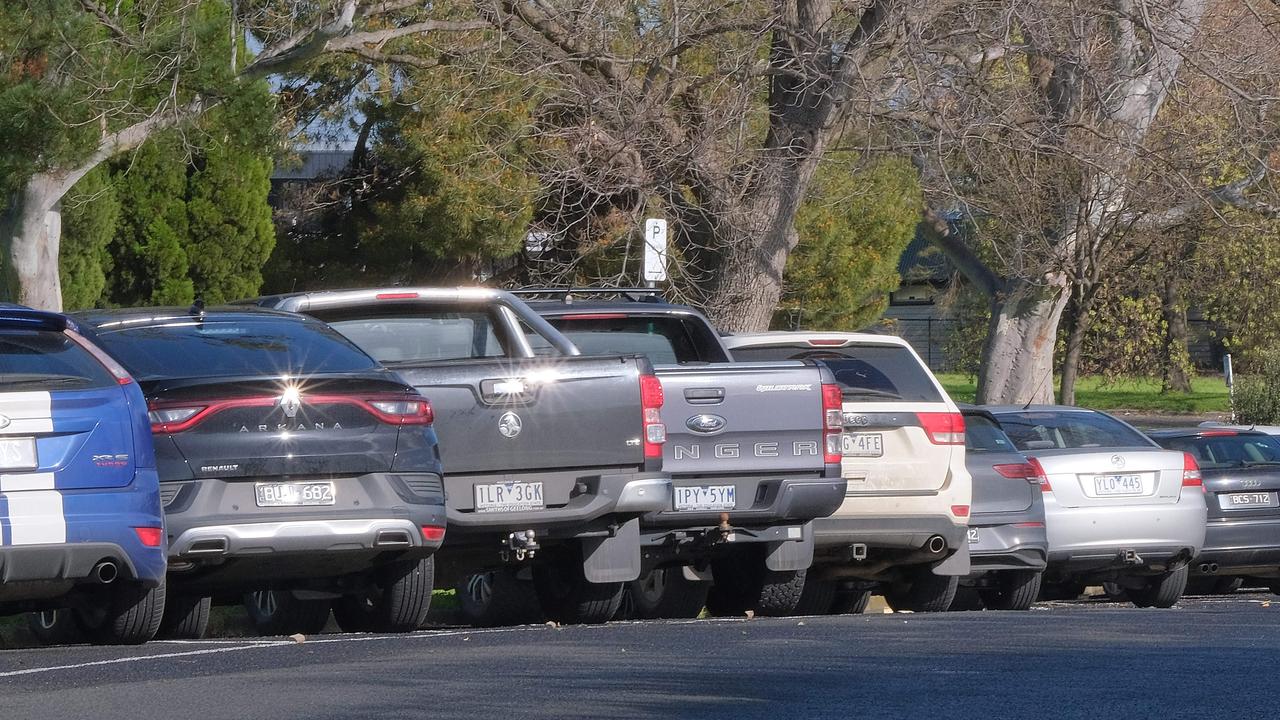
65;329;134;386
993;463;1039;483
376;292;420;300
822;383;844;464
808;339;848;347
919;412;965;445
133;527;163;547
147;393;433;434
1028;457;1052;493
1182;452;1203;489
951;504;970;518
421;525;446;542
640;374;666;459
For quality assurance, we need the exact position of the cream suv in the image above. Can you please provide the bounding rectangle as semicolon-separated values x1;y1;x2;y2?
722;332;971;613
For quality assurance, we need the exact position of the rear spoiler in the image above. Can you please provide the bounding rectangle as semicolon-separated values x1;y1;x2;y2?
0;307;71;332
509;287;665;304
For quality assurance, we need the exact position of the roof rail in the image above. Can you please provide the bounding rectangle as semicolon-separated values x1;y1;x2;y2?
508;287;665;304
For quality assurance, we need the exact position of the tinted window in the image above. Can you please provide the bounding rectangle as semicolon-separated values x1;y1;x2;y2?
1157;434;1280;469
546;316;705;364
965;414;1018;453
730;344;942;402
93;320;378;381
0;330;114;391
994;411;1154;450
328;312;505;363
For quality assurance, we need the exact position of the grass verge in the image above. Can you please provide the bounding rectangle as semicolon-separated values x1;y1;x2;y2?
935;374;1230;414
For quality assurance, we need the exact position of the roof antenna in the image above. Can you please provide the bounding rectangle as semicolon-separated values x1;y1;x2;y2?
189;296;206;318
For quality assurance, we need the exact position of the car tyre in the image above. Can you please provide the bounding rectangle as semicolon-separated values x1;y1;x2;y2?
792;573;837;615
706;549;803;617
949;586;985;611
829;587;873;615
157;594;211;639
978;570;1042;611
625;567;709;619
26;609;83;646
244;590;331;636
81;581;167;645
1039;581;1086;601
883;567;958;613
1127;565;1188;609
532;547;623;625
456;569;544;627
333;557;434;633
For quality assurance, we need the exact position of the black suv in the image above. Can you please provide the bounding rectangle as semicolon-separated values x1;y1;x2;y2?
76;306;446;636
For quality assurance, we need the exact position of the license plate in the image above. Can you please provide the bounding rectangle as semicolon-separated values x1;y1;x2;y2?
474;482;545;513
1222;492;1274;509
254;481;335;507
842;432;883;457
1093;474;1143;496
967;528;979;544
0;437;36;470
673;485;736;511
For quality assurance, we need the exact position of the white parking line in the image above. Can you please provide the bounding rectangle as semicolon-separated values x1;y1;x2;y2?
0;626;535;679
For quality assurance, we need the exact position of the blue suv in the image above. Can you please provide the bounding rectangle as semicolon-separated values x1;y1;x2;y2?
0;308;166;644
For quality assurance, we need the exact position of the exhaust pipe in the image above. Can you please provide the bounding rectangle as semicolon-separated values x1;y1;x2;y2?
92;561;118;584
925;535;947;554
1209;563;1219;574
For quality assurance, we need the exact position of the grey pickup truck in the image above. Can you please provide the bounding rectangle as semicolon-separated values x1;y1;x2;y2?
521;289;847;618
248;288;671;624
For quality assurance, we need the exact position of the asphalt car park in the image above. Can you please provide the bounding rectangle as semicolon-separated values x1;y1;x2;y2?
1;592;1277;719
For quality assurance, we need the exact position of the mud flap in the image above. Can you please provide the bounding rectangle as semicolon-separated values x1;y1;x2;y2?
932;543;970;576
764;524;814;572
582;518;642;583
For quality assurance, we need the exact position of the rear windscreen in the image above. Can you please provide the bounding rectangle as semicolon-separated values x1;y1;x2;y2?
1157;434;1280;469
965;414;1018;453
0;330;114;391
327;312;506;363
545;316;706;364
729;344;942;402
94;320;378;381
994;411;1154;450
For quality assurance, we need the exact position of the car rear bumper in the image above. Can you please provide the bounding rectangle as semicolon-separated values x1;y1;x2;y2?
642;476;845;528
1195;516;1280;575
966;513;1048;573
812;514;968;551
163;471;446;559
1044;496;1205;574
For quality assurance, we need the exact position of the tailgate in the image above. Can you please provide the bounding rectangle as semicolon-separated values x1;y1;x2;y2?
395;355;649;474
841;401;958;492
658;362;826;476
1030;448;1186;508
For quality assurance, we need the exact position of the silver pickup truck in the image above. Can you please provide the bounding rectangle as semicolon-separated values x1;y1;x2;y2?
523;290;847;618
248;288;671;624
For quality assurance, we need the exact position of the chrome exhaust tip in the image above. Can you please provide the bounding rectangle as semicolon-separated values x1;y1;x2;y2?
93;561;118;584
926;535;947;554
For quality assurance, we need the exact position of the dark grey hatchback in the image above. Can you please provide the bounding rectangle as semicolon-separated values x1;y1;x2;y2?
955;407;1048;610
1149;428;1280;594
75;307;446;636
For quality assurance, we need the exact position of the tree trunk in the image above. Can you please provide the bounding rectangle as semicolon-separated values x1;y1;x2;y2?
1059;288;1100;406
1161;274;1192;394
1;177;66;310
975;275;1070;405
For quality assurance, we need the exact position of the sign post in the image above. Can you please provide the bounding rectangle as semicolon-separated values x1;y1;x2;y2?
643;218;668;287
1224;354;1236;424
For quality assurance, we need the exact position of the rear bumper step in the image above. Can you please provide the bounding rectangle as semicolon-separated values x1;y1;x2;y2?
170;518;441;558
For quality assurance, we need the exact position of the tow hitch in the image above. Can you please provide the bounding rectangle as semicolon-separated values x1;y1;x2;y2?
502;529;540;562
715;512;732;542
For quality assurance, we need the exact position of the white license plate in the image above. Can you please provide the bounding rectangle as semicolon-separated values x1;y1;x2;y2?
967;528;979;544
0;437;37;470
842;432;883;457
1094;474;1144;496
255;481;335;507
673;485;736;511
474;482;545;512
1223;492;1274;509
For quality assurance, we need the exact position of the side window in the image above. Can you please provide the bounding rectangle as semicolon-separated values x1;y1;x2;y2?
326;311;507;363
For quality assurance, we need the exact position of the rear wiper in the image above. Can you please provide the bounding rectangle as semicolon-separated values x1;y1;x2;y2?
1242;460;1280;467
841;388;902;400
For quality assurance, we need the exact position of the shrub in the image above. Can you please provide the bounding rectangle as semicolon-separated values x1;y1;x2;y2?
1232;353;1280;424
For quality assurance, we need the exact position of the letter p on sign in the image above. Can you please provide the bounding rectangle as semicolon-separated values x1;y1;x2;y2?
643;218;668;283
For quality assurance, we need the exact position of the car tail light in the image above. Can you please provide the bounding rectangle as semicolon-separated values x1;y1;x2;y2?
148;404;208;433
919;412;965;444
822;383;844;464
951;504;970;518
367;396;434;425
993;463;1038;482
640;374;666;459
1028;457;1052;493
133;527;163;547
559;313;628;321
808;339;848;347
376;292;420;300
1199;430;1238;437
1182;452;1203;489
65;329;134;386
421;525;446;542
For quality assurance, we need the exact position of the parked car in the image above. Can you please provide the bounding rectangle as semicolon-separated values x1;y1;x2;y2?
522;291;847;618
248;288;672;625
986;406;1207;608
721;332;971;614
74;305;446;636
0;308;165;645
953;406;1047;610
1148;428;1280;595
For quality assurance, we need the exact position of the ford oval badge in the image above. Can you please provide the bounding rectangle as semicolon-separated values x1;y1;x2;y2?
686;414;727;435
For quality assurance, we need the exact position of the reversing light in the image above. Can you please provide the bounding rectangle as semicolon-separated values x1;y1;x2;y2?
148;406;205;433
368;398;434;424
821;383;844;464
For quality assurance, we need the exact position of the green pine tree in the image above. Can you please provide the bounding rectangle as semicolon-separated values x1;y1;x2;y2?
59;166;119;309
185;141;276;304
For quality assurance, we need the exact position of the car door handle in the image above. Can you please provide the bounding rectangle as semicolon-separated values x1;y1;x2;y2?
684;387;725;404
